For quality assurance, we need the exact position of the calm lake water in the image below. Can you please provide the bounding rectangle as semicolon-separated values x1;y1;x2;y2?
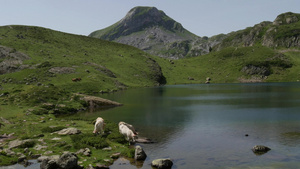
92;82;300;169
3;83;300;169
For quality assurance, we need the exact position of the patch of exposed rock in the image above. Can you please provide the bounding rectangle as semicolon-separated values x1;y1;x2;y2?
0;45;30;74
48;67;75;74
54;128;81;135
76;94;123;110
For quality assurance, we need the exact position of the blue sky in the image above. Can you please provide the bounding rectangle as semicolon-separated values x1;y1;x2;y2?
1;0;299;37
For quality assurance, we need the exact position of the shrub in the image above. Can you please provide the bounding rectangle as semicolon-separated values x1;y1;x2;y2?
70;133;109;149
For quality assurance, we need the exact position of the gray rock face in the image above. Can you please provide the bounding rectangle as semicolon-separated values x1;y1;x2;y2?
134;145;147;161
151;158;173;169
40;152;81;169
241;65;271;76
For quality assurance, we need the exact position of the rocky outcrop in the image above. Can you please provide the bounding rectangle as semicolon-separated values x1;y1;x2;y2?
151;158;173;169
241;65;271;76
0;45;30;75
216;12;300;50
40;152;81;169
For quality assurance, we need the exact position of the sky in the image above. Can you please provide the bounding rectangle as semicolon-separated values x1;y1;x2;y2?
1;0;300;37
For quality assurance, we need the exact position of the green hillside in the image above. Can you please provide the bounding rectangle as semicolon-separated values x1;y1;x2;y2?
0;25;165;93
0;25;165;167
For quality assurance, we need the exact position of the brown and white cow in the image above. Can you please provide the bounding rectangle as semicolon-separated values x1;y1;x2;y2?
93;117;105;134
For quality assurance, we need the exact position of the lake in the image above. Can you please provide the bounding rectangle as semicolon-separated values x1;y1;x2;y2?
96;83;300;169
3;83;300;169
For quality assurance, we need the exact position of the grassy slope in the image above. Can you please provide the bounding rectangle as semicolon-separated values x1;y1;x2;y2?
0;25;160;167
0;25;162;93
159;46;300;84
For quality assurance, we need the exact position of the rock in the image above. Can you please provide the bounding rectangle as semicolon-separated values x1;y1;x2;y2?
57;152;79;169
135;137;155;144
110;152;121;159
8;139;33;149
95;164;109;169
102;147;112;151
55;128;81;135
34;144;48;150
51;137;62;141
40;152;81;169
134;145;147;161
31;154;41;159
151;158;173;169
44;151;53;155
76;148;91;157
18;155;27;163
252;145;271;155
4;148;16;156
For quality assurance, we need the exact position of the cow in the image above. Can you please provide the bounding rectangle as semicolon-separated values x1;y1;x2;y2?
93;117;105;135
119;122;136;145
118;121;138;135
72;78;82;82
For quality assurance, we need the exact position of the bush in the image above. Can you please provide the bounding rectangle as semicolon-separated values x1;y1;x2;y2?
107;132;127;144
70;133;109;149
19;140;36;148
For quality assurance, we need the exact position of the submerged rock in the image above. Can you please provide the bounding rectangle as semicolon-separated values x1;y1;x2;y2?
252;145;271;155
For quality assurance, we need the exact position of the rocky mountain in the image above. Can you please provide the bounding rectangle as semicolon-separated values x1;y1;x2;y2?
214;12;300;50
89;6;225;59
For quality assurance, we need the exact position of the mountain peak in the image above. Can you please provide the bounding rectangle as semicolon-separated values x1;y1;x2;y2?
89;6;209;59
89;6;185;41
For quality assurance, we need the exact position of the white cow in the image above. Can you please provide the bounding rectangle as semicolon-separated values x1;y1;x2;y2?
119;122;136;144
93;117;105;134
119;121;138;135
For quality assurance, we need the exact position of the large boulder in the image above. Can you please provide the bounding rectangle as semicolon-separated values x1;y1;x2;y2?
134;145;147;161
151;158;173;169
40;152;81;169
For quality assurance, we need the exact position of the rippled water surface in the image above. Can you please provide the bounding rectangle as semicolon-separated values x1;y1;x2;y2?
4;83;300;169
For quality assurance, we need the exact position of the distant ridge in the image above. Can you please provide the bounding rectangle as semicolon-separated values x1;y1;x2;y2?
89;6;223;59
